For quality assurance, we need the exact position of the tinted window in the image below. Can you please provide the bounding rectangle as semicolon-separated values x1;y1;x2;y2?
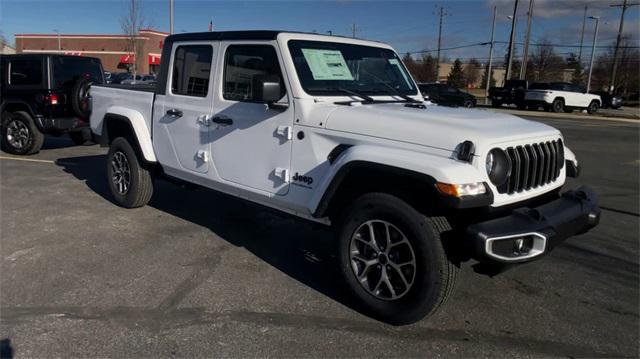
223;45;285;102
9;59;42;86
53;57;103;88
171;45;213;97
530;83;550;90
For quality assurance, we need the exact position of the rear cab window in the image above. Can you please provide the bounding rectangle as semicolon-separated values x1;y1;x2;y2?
171;45;213;97
8;58;43;86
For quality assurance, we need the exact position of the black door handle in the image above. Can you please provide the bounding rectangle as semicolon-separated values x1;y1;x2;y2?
166;109;183;117
211;116;233;126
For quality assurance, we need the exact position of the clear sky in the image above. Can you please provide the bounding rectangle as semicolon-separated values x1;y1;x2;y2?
1;0;639;64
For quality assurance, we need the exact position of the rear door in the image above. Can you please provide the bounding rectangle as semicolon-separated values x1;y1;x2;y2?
209;42;293;195
153;42;216;175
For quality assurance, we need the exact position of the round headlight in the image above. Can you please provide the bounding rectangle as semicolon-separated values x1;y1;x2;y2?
486;148;510;186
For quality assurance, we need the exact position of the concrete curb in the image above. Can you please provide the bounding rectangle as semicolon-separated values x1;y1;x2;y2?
477;106;640;124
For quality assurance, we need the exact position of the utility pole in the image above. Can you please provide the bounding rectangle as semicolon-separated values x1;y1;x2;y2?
351;23;358;38
169;0;174;34
53;29;61;51
520;0;534;79
505;0;519;82
485;6;497;104
435;6;446;82
587;16;600;93
609;1;639;94
578;5;587;63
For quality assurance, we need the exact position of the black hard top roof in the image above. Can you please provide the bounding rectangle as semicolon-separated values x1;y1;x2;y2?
164;30;383;44
1;53;101;61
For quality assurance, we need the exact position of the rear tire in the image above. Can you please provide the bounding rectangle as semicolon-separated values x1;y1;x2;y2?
587;101;599;114
337;193;458;325
107;137;153;208
69;131;88;145
1;111;44;155
551;98;564;113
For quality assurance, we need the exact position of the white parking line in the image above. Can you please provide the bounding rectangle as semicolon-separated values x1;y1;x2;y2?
0;156;55;164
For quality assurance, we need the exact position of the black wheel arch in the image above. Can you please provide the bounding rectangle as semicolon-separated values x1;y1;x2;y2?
101;113;157;170
1;100;43;131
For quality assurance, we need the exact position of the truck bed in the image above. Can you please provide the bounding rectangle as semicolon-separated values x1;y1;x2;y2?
90;84;156;138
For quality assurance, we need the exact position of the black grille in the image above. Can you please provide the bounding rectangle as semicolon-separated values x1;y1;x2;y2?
498;139;564;194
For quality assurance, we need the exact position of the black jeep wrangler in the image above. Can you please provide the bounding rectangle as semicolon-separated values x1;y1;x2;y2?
1;54;104;155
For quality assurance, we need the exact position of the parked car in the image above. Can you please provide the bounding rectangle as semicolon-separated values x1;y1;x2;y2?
524;82;601;114
90;31;600;325
488;79;528;108
121;74;157;85
104;71;113;84
592;91;622;109
0;54;104;154
418;83;476;108
109;72;131;84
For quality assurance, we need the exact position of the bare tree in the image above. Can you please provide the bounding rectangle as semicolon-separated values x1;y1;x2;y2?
529;39;564;82
120;0;146;78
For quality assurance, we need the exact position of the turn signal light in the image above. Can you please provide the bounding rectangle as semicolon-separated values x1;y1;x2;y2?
436;182;487;197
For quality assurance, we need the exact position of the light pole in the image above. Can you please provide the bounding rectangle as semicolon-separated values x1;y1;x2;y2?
170;0;174;34
586;16;599;93
53;29;61;51
485;6;497;104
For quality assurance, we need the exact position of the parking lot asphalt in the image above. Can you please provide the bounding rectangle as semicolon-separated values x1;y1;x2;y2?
1;116;638;357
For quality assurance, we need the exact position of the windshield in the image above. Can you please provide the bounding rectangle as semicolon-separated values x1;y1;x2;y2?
288;40;417;97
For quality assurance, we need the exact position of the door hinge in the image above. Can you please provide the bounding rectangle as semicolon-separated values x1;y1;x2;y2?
275;167;290;183
276;126;293;140
196;150;209;163
197;114;212;127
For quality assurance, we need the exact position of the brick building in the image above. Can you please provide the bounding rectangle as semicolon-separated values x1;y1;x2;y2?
14;29;168;74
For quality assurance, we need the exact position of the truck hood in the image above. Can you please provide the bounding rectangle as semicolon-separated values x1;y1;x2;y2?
323;103;560;154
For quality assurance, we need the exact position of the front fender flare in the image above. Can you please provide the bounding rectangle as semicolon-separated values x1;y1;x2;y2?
104;106;156;162
310;145;486;216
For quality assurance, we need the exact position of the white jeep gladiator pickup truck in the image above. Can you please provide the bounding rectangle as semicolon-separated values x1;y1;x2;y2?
90;31;600;325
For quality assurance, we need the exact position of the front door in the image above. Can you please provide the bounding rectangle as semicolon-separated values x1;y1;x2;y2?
154;42;216;175
209;42;293;195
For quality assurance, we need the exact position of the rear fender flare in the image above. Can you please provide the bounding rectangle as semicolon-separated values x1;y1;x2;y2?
103;106;156;162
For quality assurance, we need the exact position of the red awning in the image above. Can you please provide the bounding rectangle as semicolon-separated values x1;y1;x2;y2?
119;55;135;64
148;54;161;65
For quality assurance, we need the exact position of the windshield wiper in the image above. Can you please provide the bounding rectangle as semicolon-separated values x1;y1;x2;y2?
359;68;422;103
333;88;375;103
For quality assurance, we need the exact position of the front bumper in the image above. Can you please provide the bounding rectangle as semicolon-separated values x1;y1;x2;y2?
466;186;600;264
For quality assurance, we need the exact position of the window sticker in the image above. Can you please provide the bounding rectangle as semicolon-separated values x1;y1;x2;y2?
388;58;413;88
301;48;354;80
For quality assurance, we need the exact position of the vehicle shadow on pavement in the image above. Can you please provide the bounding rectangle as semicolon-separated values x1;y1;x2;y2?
0;339;14;359
56;154;365;317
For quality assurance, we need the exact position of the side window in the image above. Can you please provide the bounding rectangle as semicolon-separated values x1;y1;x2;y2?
9;59;42;86
171;45;213;97
223;45;285;102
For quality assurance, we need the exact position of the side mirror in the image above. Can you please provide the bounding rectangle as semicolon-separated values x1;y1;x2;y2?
252;74;282;103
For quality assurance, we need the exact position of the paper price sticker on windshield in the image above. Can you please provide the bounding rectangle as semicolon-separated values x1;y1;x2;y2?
301;49;354;80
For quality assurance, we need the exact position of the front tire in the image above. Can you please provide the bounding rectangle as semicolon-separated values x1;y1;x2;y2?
587;101;599;114
1;111;44;155
337;193;458;325
106;137;153;208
